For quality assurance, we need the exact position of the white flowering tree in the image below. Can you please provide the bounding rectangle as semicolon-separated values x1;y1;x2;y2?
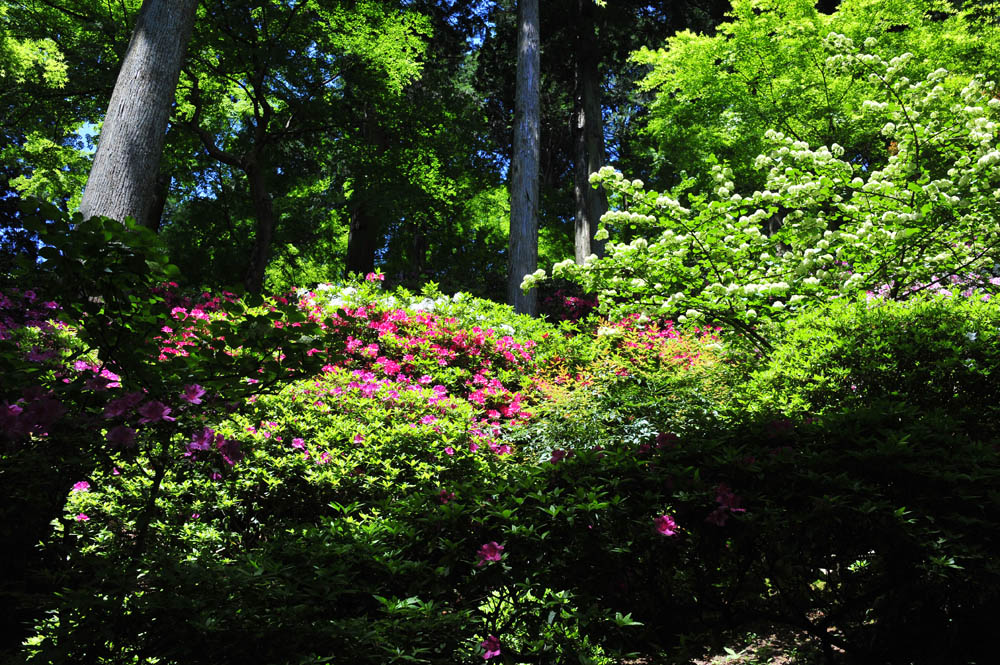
524;34;1000;345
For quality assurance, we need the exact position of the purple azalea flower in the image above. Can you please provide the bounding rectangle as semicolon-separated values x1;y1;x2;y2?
481;635;501;660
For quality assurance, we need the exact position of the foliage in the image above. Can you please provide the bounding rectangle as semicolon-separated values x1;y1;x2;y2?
735;294;1000;428
633;0;1000;191
527;33;1000;340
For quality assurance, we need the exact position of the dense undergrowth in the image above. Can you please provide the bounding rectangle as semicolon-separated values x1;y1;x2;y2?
2;210;1000;665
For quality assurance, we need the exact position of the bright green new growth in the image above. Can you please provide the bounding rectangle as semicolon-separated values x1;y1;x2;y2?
525;32;1000;341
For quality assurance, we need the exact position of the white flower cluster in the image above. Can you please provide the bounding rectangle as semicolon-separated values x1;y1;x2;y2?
533;38;1000;327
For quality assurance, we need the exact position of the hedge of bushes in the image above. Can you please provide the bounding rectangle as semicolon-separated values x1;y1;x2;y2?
2;212;998;664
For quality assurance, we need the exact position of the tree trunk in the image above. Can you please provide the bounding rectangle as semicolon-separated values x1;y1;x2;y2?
145;171;170;231
572;0;607;264
79;0;197;224
345;104;388;278
243;158;277;293
346;199;379;277
508;0;540;316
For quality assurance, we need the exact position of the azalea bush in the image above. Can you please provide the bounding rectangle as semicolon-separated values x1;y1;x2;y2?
4;199;1000;665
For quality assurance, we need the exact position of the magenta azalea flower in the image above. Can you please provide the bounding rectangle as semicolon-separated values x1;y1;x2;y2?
103;392;143;419
654;514;679;536
106;425;137;448
181;384;206;404
549;449;568;464
476;541;504;567
137;401;175;424
481;635;501;660
71;481;90;492
75;513;89;521
187;427;217;454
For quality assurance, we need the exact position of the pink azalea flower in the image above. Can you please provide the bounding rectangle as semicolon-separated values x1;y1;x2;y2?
75;513;89;521
654;514;679;536
181;384;206;404
444;446;455;456
353;433;365;444
439;489;455;504
476;541;504;567
71;481;90;492
420;415;437;425
291;437;306;449
549;449;568;464
481;635;501;660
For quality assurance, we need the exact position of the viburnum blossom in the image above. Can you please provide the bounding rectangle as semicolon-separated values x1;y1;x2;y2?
654;514;679;536
476;541;504;567
481;635;501;660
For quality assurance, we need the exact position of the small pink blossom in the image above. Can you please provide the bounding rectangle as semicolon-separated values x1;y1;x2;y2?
353;433;365;444
292;437;306;449
444;446;455;456
75;513;89;521
481;635;501;660
549;449;568;464
654;514;678;536
71;481;90;492
476;541;504;567
420;415;437;425
439;489;455;503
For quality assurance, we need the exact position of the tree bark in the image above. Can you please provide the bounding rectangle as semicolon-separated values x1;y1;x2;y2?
346;199;379;277
508;0;540;316
345;103;389;278
572;0;607;264
79;0;197;225
243;158;278;293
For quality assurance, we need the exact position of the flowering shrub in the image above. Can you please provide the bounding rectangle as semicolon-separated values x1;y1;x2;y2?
524;36;1000;343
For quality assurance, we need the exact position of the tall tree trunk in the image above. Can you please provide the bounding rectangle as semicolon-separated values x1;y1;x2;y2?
345;104;388;278
79;0;197;224
145;171;170;232
508;0;540;316
243;158;277;293
346;199;379;276
572;0;607;264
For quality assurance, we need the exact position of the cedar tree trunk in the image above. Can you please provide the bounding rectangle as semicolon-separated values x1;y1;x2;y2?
79;0;197;225
508;0;541;315
572;0;608;264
